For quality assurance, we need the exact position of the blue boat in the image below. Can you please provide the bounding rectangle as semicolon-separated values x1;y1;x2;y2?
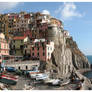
5;67;16;72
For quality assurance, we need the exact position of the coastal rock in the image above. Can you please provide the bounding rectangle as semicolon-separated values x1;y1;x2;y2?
66;37;90;69
76;71;92;90
40;32;90;78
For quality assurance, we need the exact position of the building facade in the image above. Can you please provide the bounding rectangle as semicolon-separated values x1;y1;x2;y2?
11;36;26;56
0;33;9;62
24;39;54;61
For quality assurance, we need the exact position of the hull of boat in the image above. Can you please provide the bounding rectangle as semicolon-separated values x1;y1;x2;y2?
0;77;17;85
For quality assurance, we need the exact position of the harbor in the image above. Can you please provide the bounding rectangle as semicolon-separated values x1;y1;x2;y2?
0;62;90;90
0;6;91;90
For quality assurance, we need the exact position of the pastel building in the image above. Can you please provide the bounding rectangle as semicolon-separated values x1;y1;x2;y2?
0;33;9;62
13;12;30;33
24;38;54;61
11;36;26;56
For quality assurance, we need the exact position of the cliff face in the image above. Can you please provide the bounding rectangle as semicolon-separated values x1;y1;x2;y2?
40;32;90;78
66;37;90;70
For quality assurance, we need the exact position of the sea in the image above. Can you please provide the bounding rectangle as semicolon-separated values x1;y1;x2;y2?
87;55;92;64
83;55;92;78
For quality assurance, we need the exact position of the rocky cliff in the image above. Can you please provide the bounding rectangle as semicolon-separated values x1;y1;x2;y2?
39;31;90;78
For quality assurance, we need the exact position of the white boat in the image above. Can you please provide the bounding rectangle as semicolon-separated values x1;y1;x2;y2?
60;79;71;86
36;73;49;81
44;78;61;86
30;73;38;79
30;73;48;80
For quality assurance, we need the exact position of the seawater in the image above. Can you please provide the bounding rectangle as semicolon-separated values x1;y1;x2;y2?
87;55;92;64
83;55;92;78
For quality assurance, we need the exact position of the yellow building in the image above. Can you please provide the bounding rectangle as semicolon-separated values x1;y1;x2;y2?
12;36;26;56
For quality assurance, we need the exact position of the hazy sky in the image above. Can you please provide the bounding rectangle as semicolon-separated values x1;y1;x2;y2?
0;2;92;55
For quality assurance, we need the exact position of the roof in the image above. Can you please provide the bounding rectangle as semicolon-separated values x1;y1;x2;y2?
13;36;26;40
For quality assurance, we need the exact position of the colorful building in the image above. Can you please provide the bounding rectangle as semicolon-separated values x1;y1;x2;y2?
24;39;54;61
11;36;26;56
0;33;9;63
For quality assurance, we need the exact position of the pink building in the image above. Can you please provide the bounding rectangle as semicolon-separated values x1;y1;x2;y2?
24;39;54;61
0;33;9;63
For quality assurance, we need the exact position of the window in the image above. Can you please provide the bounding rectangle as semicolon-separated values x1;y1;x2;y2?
26;66;28;70
15;50;16;54
37;53;39;56
14;40;15;43
48;52;50;56
25;45;27;48
32;53;34;56
43;52;45;56
21;50;23;53
35;43;39;47
48;26;52;30
43;47;45;50
13;45;15;49
37;47;39;51
18;66;20;70
42;43;44;47
21;40;23;43
25;50;27;54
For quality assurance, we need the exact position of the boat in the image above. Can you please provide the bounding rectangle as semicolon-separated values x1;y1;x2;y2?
5;67;16;72
44;78;61;86
60;79;71;86
35;73;49;81
1;74;18;82
0;73;18;85
27;70;40;78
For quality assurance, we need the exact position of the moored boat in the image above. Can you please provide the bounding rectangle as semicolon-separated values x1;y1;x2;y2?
0;73;18;85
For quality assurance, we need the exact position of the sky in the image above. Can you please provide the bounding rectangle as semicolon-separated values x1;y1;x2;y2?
0;2;92;55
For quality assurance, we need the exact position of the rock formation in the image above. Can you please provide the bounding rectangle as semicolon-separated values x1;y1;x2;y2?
40;28;90;79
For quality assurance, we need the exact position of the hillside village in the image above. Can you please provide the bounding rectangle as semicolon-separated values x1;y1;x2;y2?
0;11;91;90
0;11;70;63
